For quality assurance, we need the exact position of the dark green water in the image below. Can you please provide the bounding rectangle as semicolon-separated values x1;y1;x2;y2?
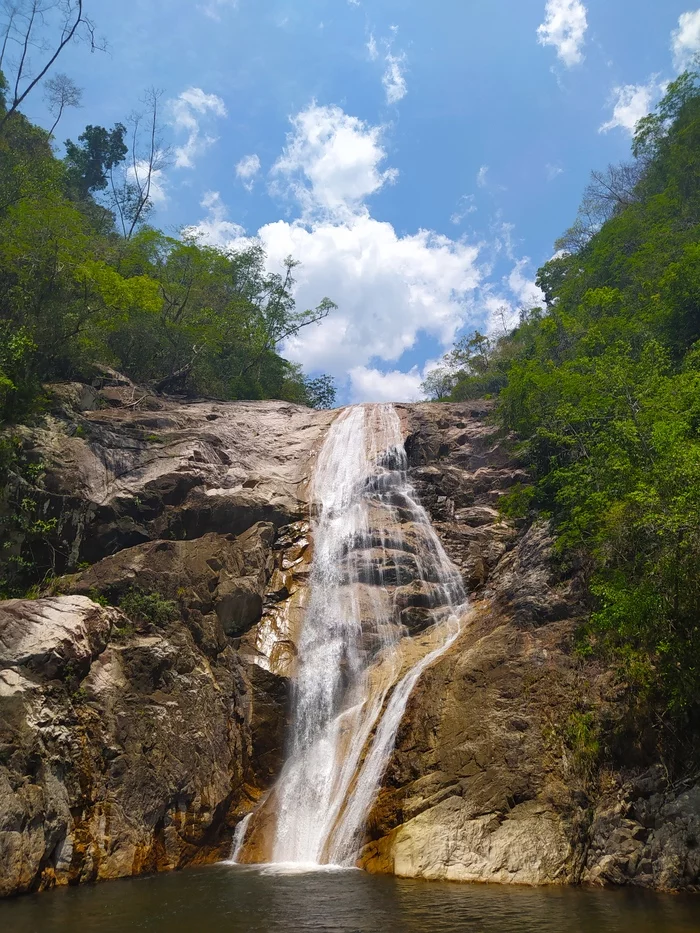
2;864;700;933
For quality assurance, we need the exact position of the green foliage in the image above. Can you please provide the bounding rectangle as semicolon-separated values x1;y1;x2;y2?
85;587;109;608
118;588;178;627
563;711;602;779
436;70;700;728
0;92;336;423
498;483;535;521
64;123;128;197
302;374;337;409
110;621;136;642
0;439;60;598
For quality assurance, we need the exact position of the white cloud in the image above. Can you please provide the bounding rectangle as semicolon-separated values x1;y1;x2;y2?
262;215;481;376
185;103;547;402
366;30;408;105
382;52;407;104
537;0;588;67
184;190;246;244
236;153;261;191
476;165;489;188
599;78;665;135
474;258;544;336
672;10;700;71
169;87;227;169
188;210;481;383
349;365;426;403
450;194;477;225
546;162;564;180
126;161;168;206
508;258;545;309
271;103;398;220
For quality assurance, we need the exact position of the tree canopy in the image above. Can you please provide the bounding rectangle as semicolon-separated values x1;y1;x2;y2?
0;69;337;423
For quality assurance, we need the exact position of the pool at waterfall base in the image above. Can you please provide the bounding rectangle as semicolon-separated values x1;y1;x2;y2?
2;863;700;932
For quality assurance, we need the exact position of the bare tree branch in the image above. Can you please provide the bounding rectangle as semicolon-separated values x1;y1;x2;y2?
0;0;104;133
109;88;170;239
43;69;81;135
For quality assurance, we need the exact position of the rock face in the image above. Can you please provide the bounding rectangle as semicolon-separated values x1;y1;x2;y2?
0;385;328;897
0;595;245;897
357;403;700;894
1;388;699;896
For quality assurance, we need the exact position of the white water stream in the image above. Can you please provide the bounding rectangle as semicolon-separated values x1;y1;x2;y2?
236;403;467;867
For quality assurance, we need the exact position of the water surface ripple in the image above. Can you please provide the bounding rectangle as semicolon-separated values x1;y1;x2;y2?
2;865;699;933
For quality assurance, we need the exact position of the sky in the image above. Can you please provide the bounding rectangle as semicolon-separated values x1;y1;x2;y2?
17;0;700;404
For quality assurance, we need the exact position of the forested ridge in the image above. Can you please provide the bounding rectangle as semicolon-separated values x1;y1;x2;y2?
428;72;700;748
0;10;336;426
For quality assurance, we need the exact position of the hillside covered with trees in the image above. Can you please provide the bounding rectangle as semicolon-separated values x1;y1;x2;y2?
0;2;336;426
426;72;700;746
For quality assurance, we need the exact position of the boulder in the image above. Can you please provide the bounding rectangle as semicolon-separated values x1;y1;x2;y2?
0;596;118;680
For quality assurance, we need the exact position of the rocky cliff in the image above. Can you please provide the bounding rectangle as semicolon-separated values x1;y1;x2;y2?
0;382;698;896
361;403;700;893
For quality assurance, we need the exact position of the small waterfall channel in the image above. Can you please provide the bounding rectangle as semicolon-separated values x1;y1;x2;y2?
236;403;467;868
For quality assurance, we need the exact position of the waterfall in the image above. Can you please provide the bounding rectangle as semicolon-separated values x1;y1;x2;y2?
240;403;467;868
228;813;253;863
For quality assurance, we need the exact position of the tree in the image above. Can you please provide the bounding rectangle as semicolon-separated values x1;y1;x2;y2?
43;71;81;136
555;162;644;254
434;70;700;726
303;374;336;409
109;88;169;239
64;122;127;198
0;0;103;133
421;367;456;401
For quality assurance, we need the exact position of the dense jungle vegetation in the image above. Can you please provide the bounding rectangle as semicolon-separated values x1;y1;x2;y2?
426;72;700;740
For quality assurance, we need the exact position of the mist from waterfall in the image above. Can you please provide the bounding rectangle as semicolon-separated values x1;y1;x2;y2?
244;403;467;867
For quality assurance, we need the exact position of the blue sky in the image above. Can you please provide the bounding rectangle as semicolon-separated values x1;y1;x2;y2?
18;0;700;403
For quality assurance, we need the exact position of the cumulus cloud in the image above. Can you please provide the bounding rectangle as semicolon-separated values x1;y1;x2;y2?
236;153;261;191
672;9;700;71
169;87;227;169
537;0;588;67
348;365;426;403
271;103;398;220
508;258;545;309
190;212;481;385
599;78;665;135
261;216;481;377
126;161;168;206
186;103;545;403
184;190;246;244
476;165;489;188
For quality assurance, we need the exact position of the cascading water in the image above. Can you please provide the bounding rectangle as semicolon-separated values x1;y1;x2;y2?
237;403;467;867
